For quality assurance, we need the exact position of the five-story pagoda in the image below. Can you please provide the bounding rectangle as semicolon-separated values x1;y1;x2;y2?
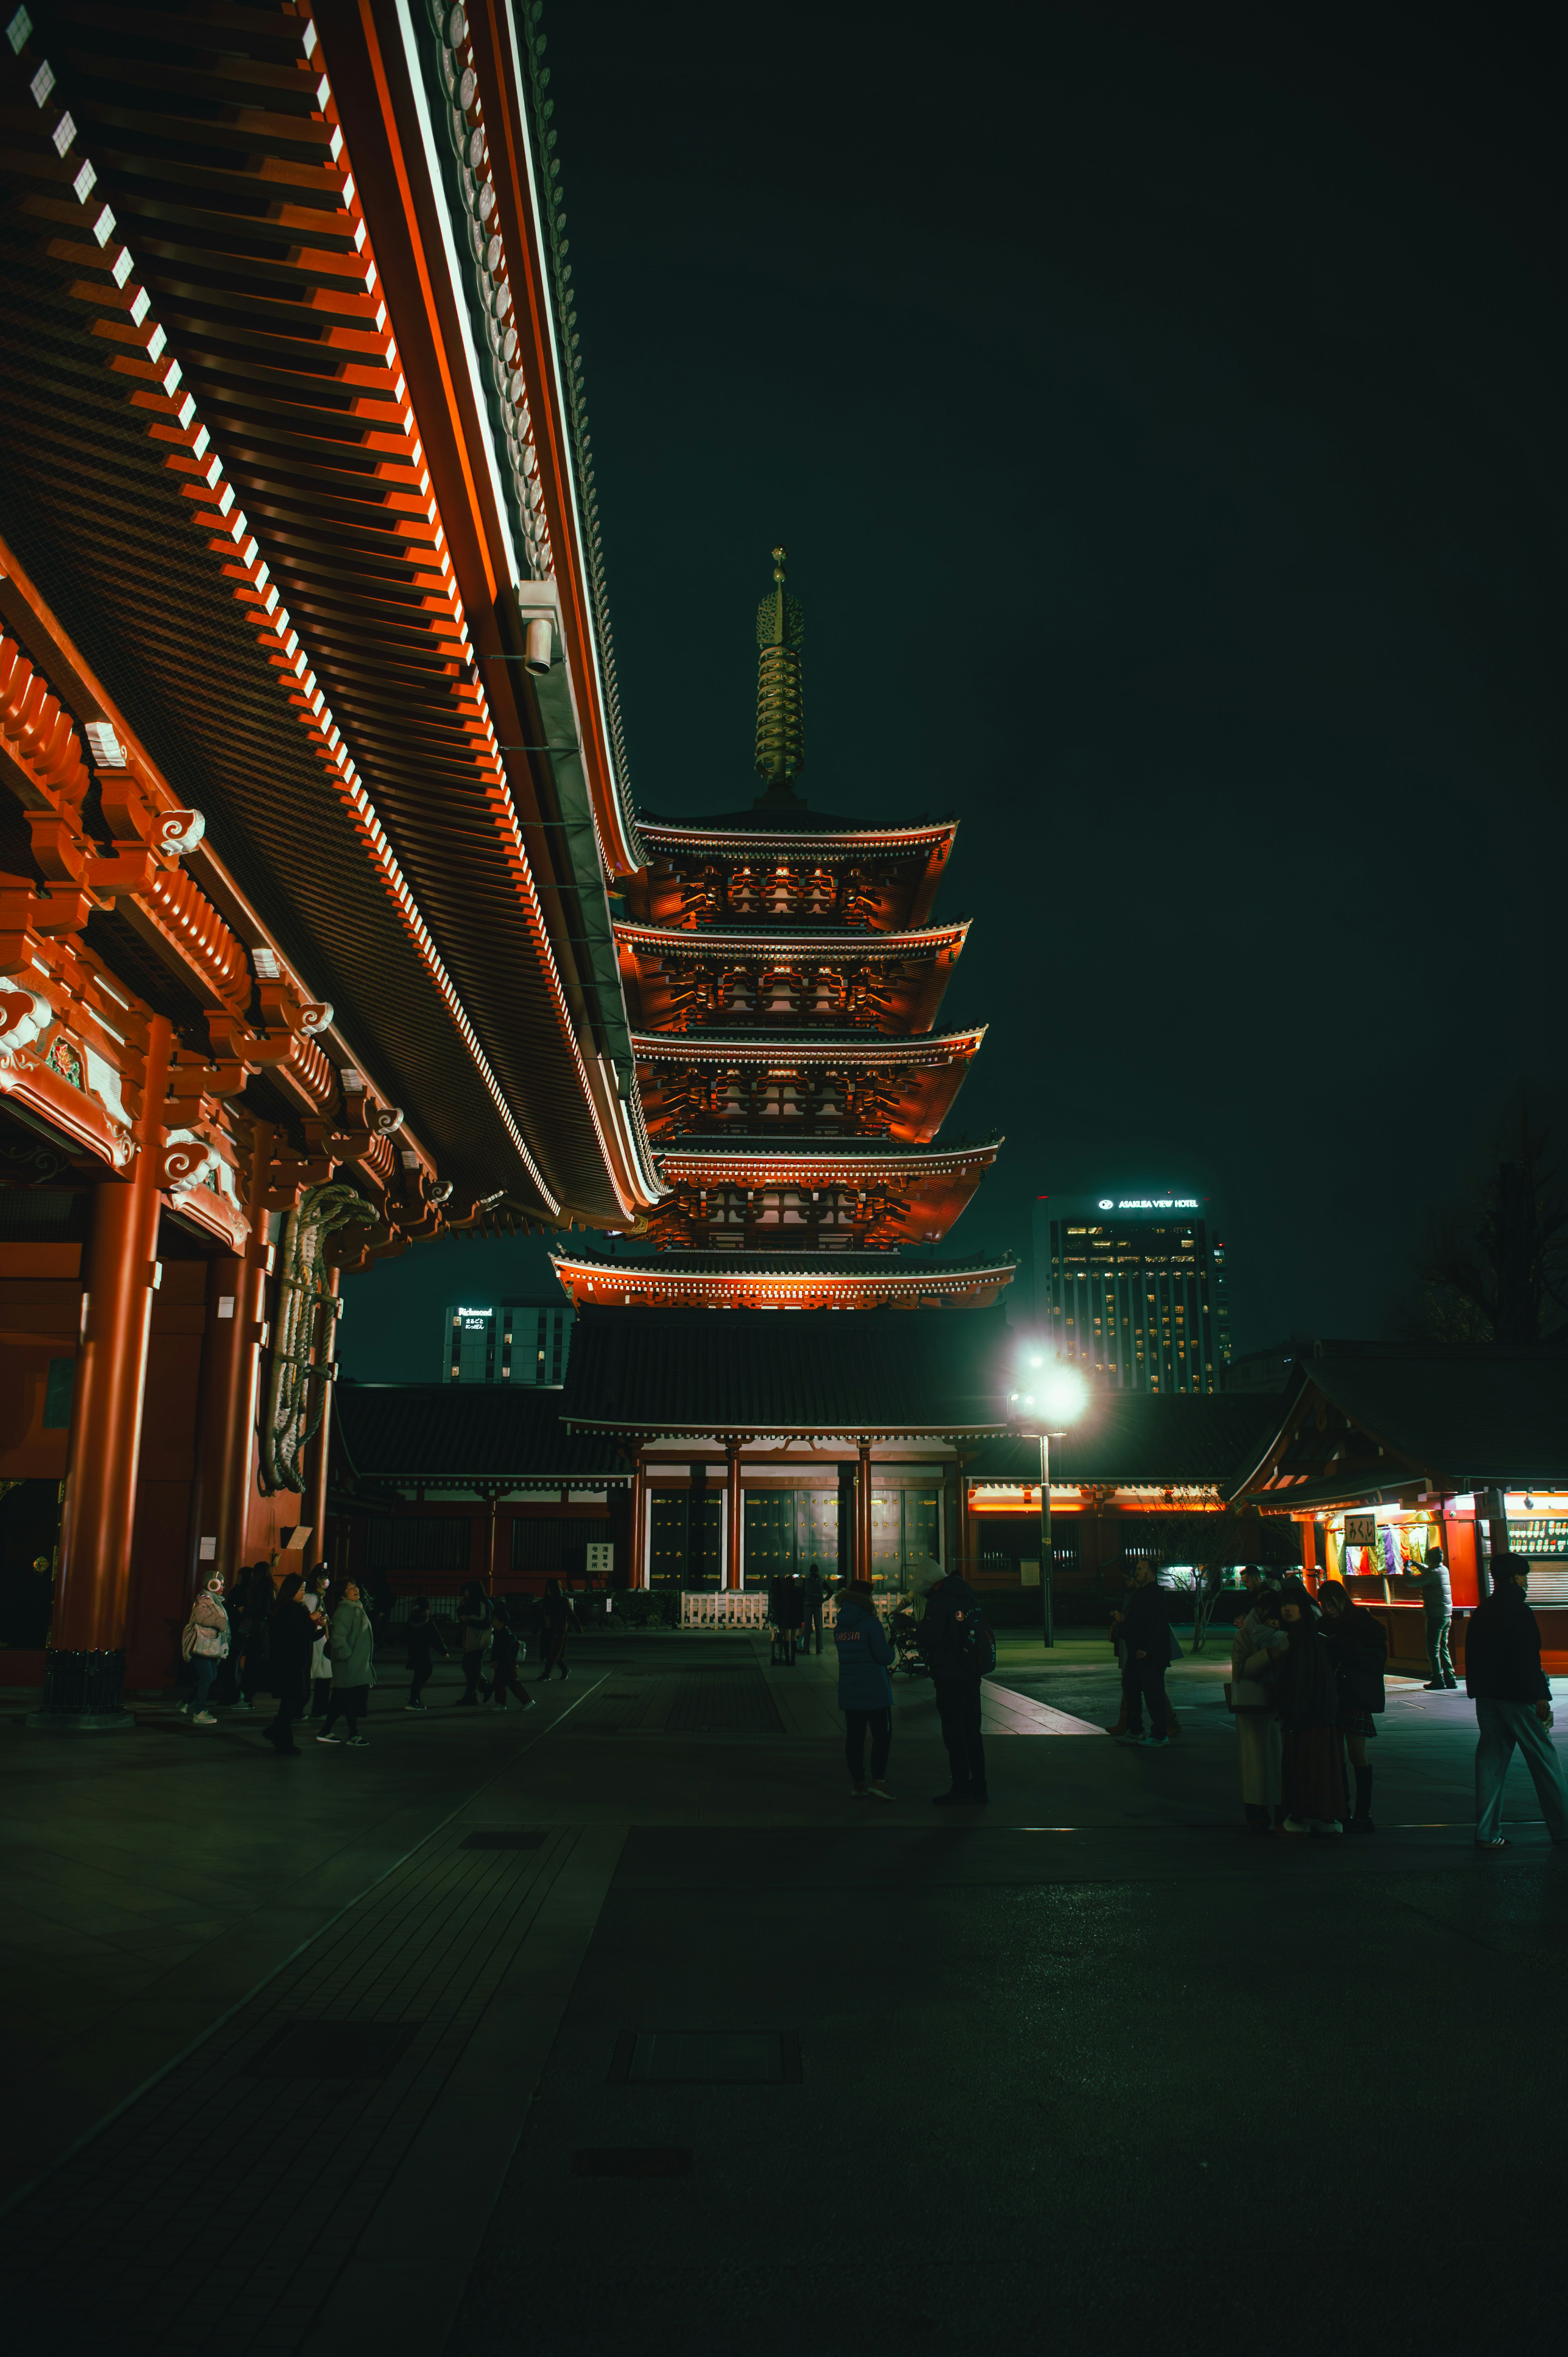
552;553;1015;1311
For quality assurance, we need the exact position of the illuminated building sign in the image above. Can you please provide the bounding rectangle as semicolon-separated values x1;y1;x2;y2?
1097;1198;1199;1211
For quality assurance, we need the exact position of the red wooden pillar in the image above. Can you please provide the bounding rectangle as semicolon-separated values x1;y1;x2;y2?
856;1439;873;1583
726;1440;743;1590
38;1015;172;1726
192;1249;265;1595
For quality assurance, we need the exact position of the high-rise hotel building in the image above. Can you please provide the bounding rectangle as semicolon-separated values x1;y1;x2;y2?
1032;1194;1232;1394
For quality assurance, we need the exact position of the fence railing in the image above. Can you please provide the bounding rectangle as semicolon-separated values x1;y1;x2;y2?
680;1591;898;1630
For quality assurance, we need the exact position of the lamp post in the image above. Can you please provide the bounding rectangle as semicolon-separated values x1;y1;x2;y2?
1009;1355;1089;1653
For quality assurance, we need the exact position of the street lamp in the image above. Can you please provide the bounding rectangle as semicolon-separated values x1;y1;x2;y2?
1009;1353;1089;1650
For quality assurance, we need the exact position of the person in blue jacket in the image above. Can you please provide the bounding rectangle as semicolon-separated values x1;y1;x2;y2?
834;1579;895;1800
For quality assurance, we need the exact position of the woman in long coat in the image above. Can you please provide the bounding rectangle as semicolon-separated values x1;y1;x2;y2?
265;1571;317;1755
317;1581;375;1746
537;1577;580;1681
1231;1589;1286;1833
1318;1579;1388;1832
1272;1584;1347;1836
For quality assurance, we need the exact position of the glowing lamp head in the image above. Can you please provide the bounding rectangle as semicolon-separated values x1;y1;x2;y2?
1012;1360;1089;1428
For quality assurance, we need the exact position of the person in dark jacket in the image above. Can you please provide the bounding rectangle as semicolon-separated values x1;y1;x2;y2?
835;1579;895;1797
1115;1562;1173;1750
537;1578;579;1681
264;1571;316;1755
1272;1584;1345;1835
1318;1579;1388;1832
490;1602;536;1711
802;1563;826;1656
1466;1552;1568;1847
918;1568;988;1806
775;1572;805;1667
234;1561;276;1711
1417;1545;1457;1689
456;1580;492;1704
403;1595;448;1710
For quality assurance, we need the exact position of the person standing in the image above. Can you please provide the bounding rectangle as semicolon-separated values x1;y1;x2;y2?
1116;1561;1173;1750
537;1577;579;1681
918;1563;989;1806
234;1561;275;1712
1272;1584;1346;1835
1418;1544;1457;1689
1466;1551;1568;1848
317;1580;374;1747
303;1573;332;1719
1317;1579;1388;1832
178;1574;230;1724
404;1595;447;1710
1230;1588;1286;1833
835;1577;895;1798
767;1572;786;1666
802;1562;826;1656
489;1602;536;1711
455;1579;493;1705
265;1572;316;1754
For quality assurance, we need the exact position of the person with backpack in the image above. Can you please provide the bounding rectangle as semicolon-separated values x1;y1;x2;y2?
918;1562;993;1806
834;1578;895;1798
178;1572;230;1724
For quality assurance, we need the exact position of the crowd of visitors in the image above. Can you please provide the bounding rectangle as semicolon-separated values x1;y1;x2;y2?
171;1542;1568;1844
176;1560;587;1754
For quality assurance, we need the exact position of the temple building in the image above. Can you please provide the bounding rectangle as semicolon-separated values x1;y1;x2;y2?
0;4;661;1719
552;552;1015;1313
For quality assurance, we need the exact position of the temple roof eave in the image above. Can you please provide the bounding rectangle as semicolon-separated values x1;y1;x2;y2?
628;1025;987;1065
614;919;969;959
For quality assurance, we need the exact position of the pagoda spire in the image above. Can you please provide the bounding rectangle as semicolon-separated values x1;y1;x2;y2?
753;544;805;802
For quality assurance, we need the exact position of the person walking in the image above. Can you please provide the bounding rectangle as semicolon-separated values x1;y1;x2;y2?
1466;1551;1568;1849
403;1595;448;1710
1230;1586;1286;1833
178;1573;230;1724
1116;1560;1173;1750
456;1579;493;1705
767;1572;786;1665
835;1577;895;1798
490;1602;536;1711
537;1577;579;1680
777;1571;804;1667
265;1571;316;1754
802;1562;826;1656
1272;1583;1346;1836
1318;1578;1388;1832
317;1580;375;1747
1418;1545;1457;1689
918;1563;990;1806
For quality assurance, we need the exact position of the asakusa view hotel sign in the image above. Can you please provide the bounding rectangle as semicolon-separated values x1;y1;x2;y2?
1096;1197;1200;1211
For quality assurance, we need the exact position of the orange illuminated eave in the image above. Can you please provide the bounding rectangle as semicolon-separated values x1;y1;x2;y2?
550;1251;1018;1313
627;821;957;932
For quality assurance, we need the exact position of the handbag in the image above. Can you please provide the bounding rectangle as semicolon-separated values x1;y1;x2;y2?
1226;1675;1270;1713
193;1622;227;1659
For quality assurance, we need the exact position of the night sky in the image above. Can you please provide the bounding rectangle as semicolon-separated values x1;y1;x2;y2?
340;3;1566;1382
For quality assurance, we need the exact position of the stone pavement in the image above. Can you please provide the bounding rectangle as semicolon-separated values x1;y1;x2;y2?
3;1627;1566;2356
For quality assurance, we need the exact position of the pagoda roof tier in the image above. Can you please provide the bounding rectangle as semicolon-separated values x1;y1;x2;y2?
638;805;956;851
629;811;956;932
615;920;969;1035
632;1026;984;1146
551;1250;1019;1314
646;1135;1001;1252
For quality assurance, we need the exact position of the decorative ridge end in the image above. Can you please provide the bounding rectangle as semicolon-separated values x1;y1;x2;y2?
753;542;804;791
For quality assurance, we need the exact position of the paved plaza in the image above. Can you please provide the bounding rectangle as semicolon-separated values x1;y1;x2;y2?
3;1628;1566;2356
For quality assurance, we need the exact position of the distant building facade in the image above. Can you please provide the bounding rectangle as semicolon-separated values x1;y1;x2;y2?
1033;1193;1231;1394
444;1300;572;1387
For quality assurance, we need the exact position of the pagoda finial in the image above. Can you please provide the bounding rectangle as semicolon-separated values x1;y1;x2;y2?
754;544;805;794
